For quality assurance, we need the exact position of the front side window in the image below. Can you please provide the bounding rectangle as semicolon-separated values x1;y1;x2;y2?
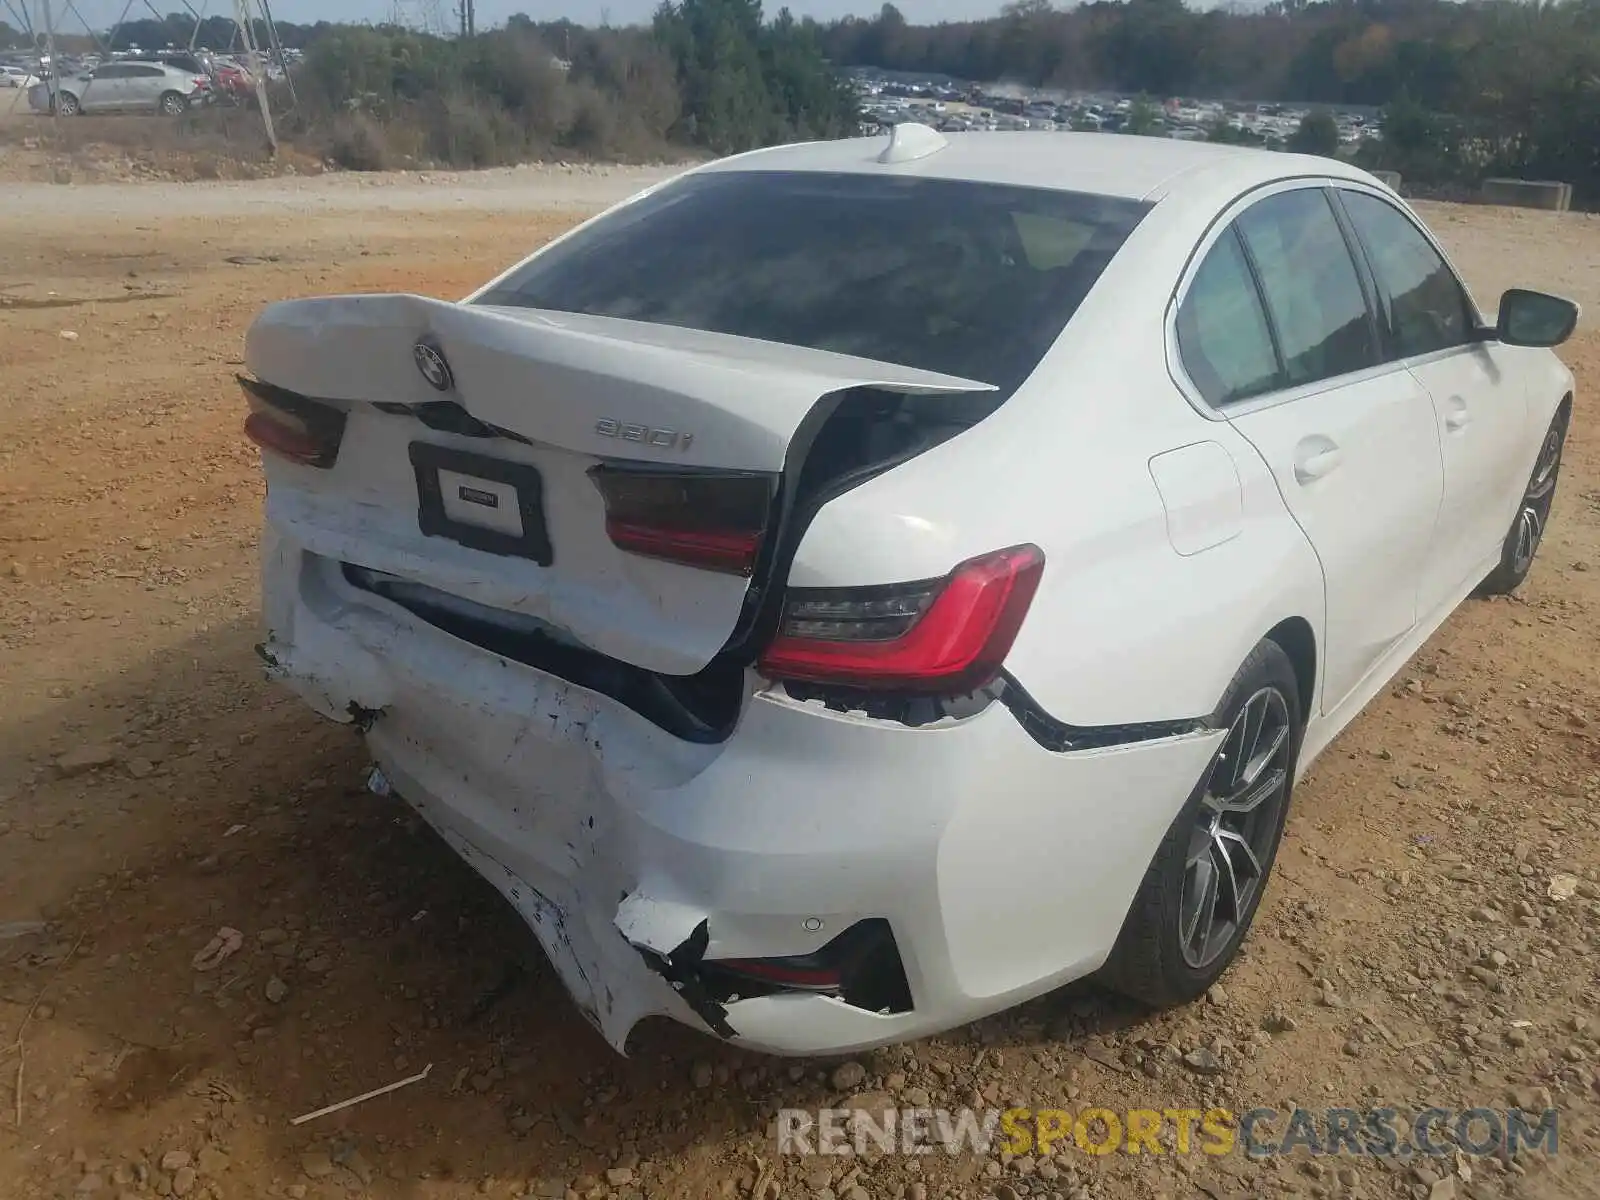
1175;227;1282;408
1340;190;1474;359
475;171;1151;400
1235;189;1378;389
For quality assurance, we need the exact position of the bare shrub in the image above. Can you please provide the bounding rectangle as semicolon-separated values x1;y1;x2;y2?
321;112;392;171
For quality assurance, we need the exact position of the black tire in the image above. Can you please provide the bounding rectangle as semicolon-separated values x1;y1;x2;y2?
1096;638;1303;1008
56;92;80;116
1478;407;1569;597
158;91;187;117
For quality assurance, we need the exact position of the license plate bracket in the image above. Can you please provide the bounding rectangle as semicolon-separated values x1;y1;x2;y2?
409;442;553;565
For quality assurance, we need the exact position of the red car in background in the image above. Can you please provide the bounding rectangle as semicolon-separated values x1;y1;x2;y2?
155;50;255;104
211;58;256;102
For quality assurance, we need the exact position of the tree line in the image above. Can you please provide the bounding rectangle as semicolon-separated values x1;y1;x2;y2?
7;0;1597;202
819;0;1600;202
2;1;857;169
274;2;856;169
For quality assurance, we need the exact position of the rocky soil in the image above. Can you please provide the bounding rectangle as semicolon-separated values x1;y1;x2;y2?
2;177;1599;1200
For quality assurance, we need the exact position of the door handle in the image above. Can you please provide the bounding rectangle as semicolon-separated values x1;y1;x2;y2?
1293;437;1342;484
1444;396;1471;432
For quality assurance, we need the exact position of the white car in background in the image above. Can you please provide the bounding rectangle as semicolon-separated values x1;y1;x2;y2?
1;66;41;88
29;59;208;115
242;126;1577;1056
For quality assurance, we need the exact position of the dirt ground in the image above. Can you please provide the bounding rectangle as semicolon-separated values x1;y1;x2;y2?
2;172;1600;1200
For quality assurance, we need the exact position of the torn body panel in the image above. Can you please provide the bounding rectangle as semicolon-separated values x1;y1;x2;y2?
261;531;1225;1056
612;901;735;1039
244;294;995;679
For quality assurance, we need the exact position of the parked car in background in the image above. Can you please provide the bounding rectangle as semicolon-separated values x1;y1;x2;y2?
211;58;256;102
147;49;255;105
29;60;209;116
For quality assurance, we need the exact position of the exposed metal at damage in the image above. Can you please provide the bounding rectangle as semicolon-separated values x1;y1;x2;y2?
614;894;736;1039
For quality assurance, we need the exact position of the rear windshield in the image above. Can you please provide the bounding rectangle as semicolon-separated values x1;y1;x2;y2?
474;170;1150;397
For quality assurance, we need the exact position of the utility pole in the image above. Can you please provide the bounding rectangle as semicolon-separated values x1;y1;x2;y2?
2;0;37;118
257;0;294;107
39;0;59;127
234;0;275;156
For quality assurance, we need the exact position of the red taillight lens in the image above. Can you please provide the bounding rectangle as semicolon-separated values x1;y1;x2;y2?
758;544;1045;694
590;467;774;576
239;376;346;469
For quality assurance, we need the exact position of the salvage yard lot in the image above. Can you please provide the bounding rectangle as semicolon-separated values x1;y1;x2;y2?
2;172;1600;1200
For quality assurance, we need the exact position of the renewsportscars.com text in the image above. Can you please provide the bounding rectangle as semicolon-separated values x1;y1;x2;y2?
775;1105;1559;1160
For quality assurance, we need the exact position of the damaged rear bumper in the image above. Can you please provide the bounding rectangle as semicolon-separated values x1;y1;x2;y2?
262;533;1224;1056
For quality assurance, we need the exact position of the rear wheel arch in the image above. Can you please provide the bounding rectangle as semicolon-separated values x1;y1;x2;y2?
1263;616;1317;728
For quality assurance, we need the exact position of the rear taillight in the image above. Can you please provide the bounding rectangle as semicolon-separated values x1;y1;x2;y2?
239;376;346;469
589;467;774;576
758;544;1044;694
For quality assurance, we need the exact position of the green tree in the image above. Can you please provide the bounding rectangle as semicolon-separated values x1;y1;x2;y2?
1126;94;1163;136
807;0;1600;204
1288;109;1340;157
653;0;856;153
653;0;774;151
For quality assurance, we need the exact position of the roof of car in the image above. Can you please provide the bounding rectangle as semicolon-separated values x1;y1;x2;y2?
694;128;1375;203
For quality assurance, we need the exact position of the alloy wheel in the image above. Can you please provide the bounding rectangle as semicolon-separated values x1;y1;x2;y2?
1511;425;1563;576
1179;686;1291;969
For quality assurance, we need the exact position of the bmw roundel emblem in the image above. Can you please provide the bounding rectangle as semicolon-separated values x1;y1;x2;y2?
413;341;453;391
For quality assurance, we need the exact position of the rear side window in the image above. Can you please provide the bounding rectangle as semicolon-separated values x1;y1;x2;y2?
1235;189;1378;389
1176;228;1282;408
475;171;1151;398
1339;191;1474;359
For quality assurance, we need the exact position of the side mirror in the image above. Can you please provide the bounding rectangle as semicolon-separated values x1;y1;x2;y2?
1496;288;1580;348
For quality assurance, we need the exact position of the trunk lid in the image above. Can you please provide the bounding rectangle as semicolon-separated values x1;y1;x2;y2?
246;293;993;676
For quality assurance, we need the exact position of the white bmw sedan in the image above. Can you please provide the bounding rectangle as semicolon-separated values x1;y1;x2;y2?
243;127;1578;1056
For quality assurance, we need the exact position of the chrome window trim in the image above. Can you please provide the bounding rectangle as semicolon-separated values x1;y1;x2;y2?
1164;176;1411;420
